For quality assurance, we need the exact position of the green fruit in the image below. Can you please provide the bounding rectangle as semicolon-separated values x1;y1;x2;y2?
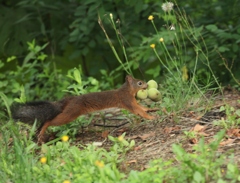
148;88;161;100
147;80;158;89
152;94;162;102
137;89;148;100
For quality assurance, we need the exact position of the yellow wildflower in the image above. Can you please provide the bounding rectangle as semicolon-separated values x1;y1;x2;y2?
61;135;69;142
118;135;124;142
150;44;155;49
63;180;71;183
40;157;47;164
148;15;154;20
95;160;104;168
159;38;164;42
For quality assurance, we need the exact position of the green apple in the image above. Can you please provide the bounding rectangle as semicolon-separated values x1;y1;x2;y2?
148;88;161;101
147;80;158;89
136;89;148;100
152;94;162;102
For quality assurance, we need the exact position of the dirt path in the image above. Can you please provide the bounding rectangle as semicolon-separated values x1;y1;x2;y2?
71;88;240;172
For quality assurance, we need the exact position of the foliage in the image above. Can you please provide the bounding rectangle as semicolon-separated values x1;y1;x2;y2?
214;101;240;129
177;0;240;87
1;0;239;85
124;130;240;183
1;119;240;183
0;0;159;78
0;40;66;101
108;133;135;160
0;122;126;182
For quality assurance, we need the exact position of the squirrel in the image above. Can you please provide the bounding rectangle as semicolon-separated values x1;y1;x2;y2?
11;75;158;143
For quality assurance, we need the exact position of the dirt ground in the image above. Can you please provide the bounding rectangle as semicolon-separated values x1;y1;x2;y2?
66;88;240;172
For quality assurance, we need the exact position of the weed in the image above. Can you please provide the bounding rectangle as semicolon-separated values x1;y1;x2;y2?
125;130;240;183
183;130;197;139
214;101;240;129
108;132;135;162
0;121;127;182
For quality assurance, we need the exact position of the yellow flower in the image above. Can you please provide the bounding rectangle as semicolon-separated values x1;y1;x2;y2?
95;160;104;168
148;15;154;20
118;135;124;142
159;38;164;42
63;180;71;183
40;157;47;164
150;44;155;49
61;135;69;142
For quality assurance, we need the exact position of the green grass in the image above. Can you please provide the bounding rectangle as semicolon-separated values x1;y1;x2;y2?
1;121;240;183
213;101;240;130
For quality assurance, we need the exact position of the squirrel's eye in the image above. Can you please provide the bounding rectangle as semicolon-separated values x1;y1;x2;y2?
137;81;142;86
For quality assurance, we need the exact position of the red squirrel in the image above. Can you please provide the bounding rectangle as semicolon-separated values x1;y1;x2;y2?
11;75;158;142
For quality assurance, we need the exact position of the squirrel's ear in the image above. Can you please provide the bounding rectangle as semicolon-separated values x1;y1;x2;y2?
125;75;133;83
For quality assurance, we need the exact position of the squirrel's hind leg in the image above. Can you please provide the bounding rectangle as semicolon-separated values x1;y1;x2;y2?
37;121;51;144
36;111;79;143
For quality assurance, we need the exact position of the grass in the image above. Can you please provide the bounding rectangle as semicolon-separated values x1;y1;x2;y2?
0;121;126;183
1;119;240;182
213;101;240;129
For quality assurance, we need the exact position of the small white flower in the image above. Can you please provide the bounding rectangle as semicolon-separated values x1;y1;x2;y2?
162;2;174;12
170;24;175;30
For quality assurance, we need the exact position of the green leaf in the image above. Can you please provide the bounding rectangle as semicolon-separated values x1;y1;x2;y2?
108;135;115;142
219;106;225;112
172;144;185;159
18;85;27;103
23;52;35;65
0;92;11;118
227;163;235;173
73;68;82;85
37;54;48;61
217;179;226;183
193;171;204;183
236;109;240;116
0;60;4;68
218;46;230;52
146;65;161;78
205;24;218;32
7;56;16;62
129;140;135;148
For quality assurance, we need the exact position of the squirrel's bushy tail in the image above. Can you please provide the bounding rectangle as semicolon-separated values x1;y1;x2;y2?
11;101;63;126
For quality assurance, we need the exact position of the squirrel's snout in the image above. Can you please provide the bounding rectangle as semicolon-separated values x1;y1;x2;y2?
143;84;148;89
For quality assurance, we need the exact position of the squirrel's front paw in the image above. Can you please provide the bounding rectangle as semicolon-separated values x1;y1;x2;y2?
147;115;159;120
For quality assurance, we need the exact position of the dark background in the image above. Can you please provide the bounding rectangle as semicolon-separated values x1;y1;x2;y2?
0;0;240;98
